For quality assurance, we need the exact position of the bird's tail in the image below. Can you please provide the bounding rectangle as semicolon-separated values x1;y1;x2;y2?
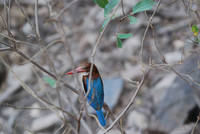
96;110;106;127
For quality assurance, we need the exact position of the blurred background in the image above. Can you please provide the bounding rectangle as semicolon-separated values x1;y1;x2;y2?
0;0;200;134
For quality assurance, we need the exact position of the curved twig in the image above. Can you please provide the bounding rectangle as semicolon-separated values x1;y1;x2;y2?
103;70;148;133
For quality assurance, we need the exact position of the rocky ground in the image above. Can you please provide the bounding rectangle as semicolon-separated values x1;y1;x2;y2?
0;0;200;134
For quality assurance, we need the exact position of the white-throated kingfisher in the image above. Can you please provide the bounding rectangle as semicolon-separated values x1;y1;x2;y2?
65;62;106;127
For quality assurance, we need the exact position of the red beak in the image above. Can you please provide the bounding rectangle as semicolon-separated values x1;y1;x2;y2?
65;66;86;75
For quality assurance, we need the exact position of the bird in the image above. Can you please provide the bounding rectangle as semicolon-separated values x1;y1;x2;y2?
65;62;106;127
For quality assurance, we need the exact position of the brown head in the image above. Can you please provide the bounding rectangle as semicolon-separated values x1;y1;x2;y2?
65;62;100;78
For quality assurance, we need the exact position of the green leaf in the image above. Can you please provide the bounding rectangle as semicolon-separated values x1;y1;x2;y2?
116;37;122;48
93;0;108;8
43;76;56;88
192;25;199;36
132;0;156;14
128;16;138;24
117;33;133;39
192;25;199;33
104;0;120;17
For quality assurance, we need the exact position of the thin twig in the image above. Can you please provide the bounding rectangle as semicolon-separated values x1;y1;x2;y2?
0;33;39;48
15;0;35;32
91;2;121;58
21;39;62;65
0;47;12;52
88;113;105;130
61;88;92;134
57;0;78;19
194;10;200;23
6;0;11;35
4;0;16;50
191;113;200;134
0;103;49;110
35;0;40;39
103;103;126;133
140;0;161;62
0;13;7;29
77;110;83;133
0;41;10;47
0;33;16;42
103;71;147;133
16;49;54;78
121;0;126;16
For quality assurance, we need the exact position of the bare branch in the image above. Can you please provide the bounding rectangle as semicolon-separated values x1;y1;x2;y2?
139;0;161;62
57;0;78;19
0;47;12;52
103;70;148;133
121;0;125;16
15;0;35;31
34;0;40;39
0;103;49;110
191;113;200;134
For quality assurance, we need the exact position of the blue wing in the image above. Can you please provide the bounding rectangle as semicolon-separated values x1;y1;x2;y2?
82;76;106;126
84;77;104;110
